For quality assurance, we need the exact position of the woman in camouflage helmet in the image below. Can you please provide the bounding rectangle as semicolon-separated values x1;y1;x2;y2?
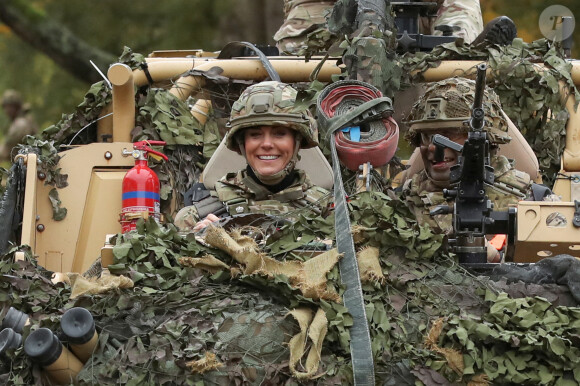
401;77;534;262
174;81;330;233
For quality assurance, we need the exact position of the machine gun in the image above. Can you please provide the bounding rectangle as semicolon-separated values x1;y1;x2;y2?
430;63;516;264
392;1;458;52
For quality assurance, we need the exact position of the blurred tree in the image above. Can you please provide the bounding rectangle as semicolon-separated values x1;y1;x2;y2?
0;0;283;128
0;0;115;83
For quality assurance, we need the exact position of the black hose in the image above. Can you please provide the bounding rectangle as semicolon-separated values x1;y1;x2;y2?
217;41;281;82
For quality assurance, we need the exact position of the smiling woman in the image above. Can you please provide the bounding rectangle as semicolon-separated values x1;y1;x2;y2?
244;126;296;177
174;81;331;234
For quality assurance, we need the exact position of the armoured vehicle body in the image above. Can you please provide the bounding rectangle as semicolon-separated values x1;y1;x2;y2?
2;2;580;385
13;53;580;272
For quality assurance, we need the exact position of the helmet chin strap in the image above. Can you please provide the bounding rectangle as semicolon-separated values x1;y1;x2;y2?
238;135;302;186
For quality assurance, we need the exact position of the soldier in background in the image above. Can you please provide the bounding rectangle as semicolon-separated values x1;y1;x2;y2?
402;78;533;262
1;90;38;163
423;0;483;43
274;0;516;55
174;81;330;233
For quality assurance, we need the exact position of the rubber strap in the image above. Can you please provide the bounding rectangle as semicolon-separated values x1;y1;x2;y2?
328;123;375;384
324;97;393;141
139;62;155;85
530;183;552;201
217;41;281;82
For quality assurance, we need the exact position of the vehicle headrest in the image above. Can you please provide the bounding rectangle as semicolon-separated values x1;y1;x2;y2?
201;133;334;190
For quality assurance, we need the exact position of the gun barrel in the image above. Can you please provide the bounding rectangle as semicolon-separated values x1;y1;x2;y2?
470;63;487;130
473;63;487;107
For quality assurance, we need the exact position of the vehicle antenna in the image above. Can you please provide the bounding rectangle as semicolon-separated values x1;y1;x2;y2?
90;60;112;89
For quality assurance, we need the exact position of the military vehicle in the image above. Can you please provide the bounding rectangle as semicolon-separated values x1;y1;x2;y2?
1;1;579;385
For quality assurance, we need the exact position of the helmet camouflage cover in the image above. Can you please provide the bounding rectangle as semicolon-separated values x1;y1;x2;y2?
226;81;318;152
406;77;511;146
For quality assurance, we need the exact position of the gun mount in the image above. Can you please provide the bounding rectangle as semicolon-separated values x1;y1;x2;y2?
392;1;458;52
431;63;517;264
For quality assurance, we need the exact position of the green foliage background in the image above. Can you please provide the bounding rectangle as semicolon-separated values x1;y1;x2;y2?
0;0;280;132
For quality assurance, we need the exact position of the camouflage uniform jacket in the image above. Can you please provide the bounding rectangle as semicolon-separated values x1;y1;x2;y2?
403;155;531;234
215;169;330;216
174;169;330;232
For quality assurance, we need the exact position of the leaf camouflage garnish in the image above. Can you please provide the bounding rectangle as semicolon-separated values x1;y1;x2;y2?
2;191;579;385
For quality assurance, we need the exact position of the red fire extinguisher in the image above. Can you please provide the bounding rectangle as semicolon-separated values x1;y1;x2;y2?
120;140;168;233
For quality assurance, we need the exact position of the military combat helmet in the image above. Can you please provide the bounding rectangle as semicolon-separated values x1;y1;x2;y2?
406;77;511;146
1;89;23;107
226;81;318;152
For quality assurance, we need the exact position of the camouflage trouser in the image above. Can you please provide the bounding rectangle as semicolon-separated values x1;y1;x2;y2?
274;0;337;55
420;0;484;43
275;0;484;54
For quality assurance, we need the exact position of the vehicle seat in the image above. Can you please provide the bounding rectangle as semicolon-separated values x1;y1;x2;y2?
201;133;334;190
399;111;541;184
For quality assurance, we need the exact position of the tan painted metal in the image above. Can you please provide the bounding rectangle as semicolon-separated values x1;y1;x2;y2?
28;143;134;273
96;103;114;142
108;64;135;143
552;170;580;202
561;86;580;172
356;163;371;192
133;60;200;86
133;59;341;89
417;60;488;81
515;201;580;262
17;153;38;261
191;99;212;125
418;60;580;85
147;49;215;58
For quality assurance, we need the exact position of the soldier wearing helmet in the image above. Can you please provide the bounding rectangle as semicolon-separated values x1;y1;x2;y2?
1;89;38;163
174;81;330;233
402;77;535;262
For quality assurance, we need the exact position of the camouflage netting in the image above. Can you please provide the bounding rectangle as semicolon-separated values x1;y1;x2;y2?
15;47;222;219
1;192;579;385
1;32;580;386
